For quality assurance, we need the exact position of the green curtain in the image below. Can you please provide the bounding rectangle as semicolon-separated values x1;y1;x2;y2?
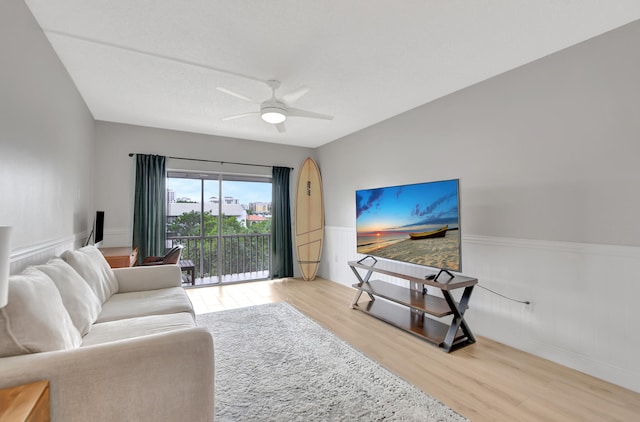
133;154;166;264
271;166;293;278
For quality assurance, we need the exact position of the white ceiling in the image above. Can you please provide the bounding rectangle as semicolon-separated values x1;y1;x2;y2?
24;1;640;148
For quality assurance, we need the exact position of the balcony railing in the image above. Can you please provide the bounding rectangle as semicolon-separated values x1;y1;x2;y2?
168;234;271;284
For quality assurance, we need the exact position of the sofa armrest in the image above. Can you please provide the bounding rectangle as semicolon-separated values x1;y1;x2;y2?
113;264;182;292
0;328;214;422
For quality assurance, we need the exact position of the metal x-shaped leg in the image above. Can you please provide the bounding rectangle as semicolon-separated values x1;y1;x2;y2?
350;264;375;308
441;286;476;352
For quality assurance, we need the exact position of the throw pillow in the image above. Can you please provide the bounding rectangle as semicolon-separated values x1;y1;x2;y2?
36;257;102;336
0;268;82;358
61;246;118;304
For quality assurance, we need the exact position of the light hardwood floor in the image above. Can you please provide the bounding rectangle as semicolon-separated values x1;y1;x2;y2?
186;278;640;421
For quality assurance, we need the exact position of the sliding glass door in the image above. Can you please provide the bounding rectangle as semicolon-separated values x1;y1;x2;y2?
166;172;272;285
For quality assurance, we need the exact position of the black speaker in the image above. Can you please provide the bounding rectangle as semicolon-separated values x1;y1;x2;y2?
95;211;105;244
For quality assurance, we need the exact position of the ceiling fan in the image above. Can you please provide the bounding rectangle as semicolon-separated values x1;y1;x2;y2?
216;80;333;133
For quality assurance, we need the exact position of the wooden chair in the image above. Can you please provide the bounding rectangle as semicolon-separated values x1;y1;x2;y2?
141;245;183;266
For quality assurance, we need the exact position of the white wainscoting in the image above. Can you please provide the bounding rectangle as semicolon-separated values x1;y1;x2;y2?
320;225;640;393
9;226;134;274
9;232;89;274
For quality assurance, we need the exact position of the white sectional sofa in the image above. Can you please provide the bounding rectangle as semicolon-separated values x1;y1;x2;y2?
0;246;214;422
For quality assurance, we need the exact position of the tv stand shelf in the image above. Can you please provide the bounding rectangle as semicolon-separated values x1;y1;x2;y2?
349;259;477;352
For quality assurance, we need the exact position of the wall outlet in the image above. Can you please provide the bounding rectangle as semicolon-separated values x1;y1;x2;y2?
525;300;534;312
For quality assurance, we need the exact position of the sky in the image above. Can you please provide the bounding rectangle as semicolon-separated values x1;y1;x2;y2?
356;179;459;233
167;178;272;204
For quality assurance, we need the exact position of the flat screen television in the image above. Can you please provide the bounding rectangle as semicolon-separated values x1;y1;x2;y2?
356;179;461;273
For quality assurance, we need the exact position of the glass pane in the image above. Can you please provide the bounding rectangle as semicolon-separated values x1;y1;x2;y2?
166;177;203;236
220;179;272;280
166;177;202;271
221;179;272;234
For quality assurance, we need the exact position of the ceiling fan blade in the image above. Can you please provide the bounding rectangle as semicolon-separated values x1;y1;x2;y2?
280;86;310;104
221;112;259;121
216;87;259;104
276;122;286;133
287;107;334;120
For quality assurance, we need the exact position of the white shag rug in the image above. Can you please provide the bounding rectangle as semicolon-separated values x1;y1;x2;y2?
197;302;468;422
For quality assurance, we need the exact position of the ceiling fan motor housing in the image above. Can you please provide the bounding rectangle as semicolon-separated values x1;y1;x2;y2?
261;101;287;124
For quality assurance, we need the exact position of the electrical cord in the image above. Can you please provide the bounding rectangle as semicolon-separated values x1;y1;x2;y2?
477;284;530;305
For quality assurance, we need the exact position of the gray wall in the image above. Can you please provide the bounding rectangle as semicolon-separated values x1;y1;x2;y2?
316;20;640;392
319;19;640;246
0;0;95;255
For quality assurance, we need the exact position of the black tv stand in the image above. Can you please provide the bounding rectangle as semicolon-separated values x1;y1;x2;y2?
357;255;378;265
434;269;454;282
349;260;477;352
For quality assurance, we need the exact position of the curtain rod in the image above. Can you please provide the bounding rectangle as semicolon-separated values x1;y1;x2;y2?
128;153;293;170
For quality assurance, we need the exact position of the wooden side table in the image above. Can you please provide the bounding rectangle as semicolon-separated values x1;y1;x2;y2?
99;246;139;268
0;380;50;421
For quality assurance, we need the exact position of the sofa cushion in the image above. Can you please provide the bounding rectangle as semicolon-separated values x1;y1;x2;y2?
62;246;118;304
96;287;194;323
0;269;81;358
81;312;195;346
35;257;102;336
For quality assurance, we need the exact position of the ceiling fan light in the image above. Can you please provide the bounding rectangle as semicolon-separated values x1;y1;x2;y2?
261;110;286;124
